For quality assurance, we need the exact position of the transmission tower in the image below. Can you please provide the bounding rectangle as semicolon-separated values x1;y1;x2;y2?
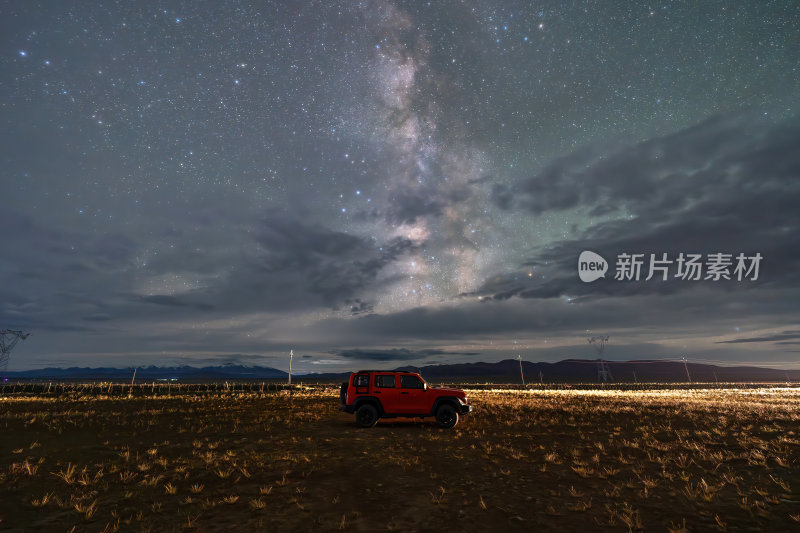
588;336;612;382
0;330;30;379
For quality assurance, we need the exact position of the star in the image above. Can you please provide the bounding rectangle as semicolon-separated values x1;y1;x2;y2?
0;0;794;372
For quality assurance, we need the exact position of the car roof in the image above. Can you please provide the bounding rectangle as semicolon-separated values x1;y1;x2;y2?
354;370;419;374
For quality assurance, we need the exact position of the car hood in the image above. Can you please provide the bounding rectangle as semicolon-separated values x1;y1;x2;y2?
430;387;466;397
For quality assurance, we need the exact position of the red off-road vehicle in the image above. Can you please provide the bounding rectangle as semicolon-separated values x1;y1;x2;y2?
339;370;472;428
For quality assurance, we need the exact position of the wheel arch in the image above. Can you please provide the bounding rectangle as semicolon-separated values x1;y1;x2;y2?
430;396;461;416
353;397;385;416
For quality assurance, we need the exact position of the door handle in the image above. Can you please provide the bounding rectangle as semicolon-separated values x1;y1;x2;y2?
374;391;381;393
400;392;409;394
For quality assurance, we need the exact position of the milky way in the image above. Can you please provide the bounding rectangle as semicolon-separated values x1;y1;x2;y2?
1;1;799;371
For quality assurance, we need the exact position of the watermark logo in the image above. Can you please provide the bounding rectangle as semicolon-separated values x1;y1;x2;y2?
578;251;762;282
578;251;608;282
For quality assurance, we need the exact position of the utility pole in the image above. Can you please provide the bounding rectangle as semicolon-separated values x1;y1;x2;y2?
517;355;525;387
129;367;137;398
288;349;293;385
682;356;692;383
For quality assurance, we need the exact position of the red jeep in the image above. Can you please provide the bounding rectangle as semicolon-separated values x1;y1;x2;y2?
339;370;472;428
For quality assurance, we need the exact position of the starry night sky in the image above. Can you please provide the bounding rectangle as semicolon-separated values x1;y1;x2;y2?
2;1;799;371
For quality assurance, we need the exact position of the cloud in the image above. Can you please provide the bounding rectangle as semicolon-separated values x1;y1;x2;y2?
717;330;800;344
0;209;419;337
131;215;422;318
313;285;800;350
474;113;800;301
335;348;479;361
505;113;799;216
345;299;374;316
137;295;215;311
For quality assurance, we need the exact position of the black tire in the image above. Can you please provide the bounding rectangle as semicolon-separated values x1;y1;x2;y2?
355;404;379;428
436;404;458;429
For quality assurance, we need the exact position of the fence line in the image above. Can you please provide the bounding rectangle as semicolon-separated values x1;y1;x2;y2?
0;379;797;398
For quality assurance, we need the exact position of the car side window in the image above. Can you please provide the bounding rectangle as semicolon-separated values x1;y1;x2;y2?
374;375;396;388
354;374;369;387
400;375;424;389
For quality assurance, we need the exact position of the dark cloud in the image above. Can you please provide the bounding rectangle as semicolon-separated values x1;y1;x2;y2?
317;286;800;347
140;217;418;316
717;330;800;344
345;299;374;316
335;348;479;361
354;186;473;226
475;114;800;302
505;113;799;216
137;295;215;311
385;190;447;225
0;210;416;338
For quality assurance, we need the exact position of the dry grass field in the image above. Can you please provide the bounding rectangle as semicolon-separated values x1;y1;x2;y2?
1;385;799;531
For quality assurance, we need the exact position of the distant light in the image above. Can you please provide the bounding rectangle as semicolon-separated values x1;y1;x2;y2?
175;17;181;23
356;190;361;195
341;207;346;212
19;50;27;57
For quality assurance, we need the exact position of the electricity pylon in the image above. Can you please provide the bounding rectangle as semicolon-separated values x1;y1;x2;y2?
0;330;30;378
588;336;612;382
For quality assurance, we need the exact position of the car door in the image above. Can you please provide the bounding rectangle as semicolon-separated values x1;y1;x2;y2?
399;374;428;414
373;373;399;413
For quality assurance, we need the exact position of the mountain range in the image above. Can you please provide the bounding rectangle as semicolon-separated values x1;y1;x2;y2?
4;359;798;382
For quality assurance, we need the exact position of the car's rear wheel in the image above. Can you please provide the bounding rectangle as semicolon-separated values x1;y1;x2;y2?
436;404;458;428
356;404;379;428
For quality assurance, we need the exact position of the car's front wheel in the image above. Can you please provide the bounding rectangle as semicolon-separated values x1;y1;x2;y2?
436;404;458;428
355;404;379;428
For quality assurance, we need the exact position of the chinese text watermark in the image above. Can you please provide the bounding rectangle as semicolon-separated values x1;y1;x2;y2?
579;251;762;283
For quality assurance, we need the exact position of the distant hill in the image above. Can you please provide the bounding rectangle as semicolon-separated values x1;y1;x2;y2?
4;359;798;382
306;358;800;383
4;364;287;380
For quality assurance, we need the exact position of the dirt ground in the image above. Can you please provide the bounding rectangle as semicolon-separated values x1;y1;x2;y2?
1;386;799;531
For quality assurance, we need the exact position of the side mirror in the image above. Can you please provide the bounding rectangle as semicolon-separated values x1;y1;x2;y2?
423;383;428;391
